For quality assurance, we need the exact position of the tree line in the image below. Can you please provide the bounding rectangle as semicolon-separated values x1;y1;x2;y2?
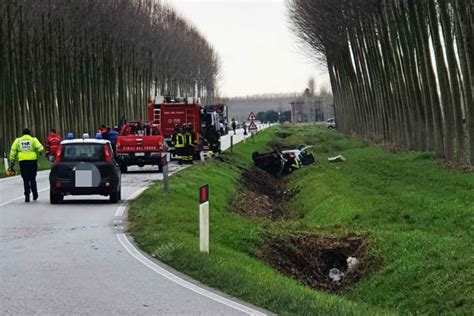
288;0;473;166
256;110;291;123
0;0;219;153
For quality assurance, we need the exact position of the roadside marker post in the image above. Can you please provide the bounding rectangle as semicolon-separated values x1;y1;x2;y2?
199;185;209;253
162;155;169;193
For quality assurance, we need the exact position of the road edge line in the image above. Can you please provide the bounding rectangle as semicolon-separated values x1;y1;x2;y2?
0;187;50;207
116;233;266;316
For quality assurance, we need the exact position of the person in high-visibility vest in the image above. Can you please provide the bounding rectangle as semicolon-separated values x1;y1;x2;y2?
184;123;195;164
173;126;185;164
9;128;45;202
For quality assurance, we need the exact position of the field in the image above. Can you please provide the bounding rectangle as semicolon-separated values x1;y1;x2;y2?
129;125;473;315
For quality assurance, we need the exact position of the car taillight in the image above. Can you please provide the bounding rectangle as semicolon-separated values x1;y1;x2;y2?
104;144;112;163
54;145;63;163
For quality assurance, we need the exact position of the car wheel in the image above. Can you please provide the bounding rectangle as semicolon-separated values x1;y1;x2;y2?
50;191;62;204
110;190;120;203
120;164;127;173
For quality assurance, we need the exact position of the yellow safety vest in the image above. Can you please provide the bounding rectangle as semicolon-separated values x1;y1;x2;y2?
175;134;185;148
9;135;44;162
185;133;194;145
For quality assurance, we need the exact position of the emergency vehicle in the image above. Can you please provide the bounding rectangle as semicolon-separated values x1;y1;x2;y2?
115;121;167;173
147;96;221;157
204;104;229;135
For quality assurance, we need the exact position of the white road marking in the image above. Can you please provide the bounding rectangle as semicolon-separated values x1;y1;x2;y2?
0;170;49;183
127;187;148;201
113;204;127;217
116;233;266;316
0;187;50;207
114;186;149;217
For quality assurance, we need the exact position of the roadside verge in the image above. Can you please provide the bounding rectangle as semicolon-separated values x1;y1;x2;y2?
127;127;380;315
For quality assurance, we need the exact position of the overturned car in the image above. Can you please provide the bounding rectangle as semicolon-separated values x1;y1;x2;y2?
252;145;315;177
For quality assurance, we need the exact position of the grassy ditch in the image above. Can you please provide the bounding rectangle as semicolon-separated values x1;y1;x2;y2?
129;126;473;315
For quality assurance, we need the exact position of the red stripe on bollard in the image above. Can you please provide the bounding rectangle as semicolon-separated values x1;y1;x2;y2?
199;185;209;204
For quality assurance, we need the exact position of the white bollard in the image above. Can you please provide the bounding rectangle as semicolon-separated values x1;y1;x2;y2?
199;201;209;253
199;185;209;253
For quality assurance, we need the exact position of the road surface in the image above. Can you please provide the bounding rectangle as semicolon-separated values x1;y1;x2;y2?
0;127;268;315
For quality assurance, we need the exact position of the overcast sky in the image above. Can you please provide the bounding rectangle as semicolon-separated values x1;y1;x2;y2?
165;0;330;98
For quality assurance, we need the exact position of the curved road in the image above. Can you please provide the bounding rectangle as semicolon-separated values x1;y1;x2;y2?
1;128;268;315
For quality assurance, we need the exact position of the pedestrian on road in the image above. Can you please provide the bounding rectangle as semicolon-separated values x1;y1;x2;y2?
231;118;237;135
242;122;248;136
9;128;45;202
45;129;62;162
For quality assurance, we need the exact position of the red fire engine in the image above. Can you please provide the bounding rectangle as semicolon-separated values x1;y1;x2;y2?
147;96;221;156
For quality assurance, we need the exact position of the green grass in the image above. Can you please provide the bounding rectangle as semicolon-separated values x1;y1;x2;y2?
0;156;50;178
129;126;473;315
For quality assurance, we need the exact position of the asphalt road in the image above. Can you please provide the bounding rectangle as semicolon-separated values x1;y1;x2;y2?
0;127;268;315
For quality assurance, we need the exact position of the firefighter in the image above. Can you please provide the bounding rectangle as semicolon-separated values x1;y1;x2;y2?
9;128;45;202
45;129;62;162
174;125;185;164
184;123;195;164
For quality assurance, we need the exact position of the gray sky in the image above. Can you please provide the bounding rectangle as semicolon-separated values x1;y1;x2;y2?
166;0;330;98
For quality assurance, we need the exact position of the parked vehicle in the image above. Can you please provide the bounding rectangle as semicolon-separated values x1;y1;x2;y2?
326;118;336;129
115;121;167;173
49;139;121;204
148;96;221;157
204;104;229;135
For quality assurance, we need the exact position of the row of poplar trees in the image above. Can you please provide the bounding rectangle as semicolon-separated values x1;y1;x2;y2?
289;0;473;166
0;0;219;153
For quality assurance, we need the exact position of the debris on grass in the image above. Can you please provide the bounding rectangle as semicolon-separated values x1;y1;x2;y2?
328;155;347;162
257;233;372;293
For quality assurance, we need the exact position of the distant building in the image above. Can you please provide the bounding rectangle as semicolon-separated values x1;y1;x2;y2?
290;90;334;123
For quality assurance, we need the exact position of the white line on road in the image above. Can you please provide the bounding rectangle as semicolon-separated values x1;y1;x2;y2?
0;187;50;207
113;204;127;217
127;186;148;201
116;233;266;316
113;186;149;217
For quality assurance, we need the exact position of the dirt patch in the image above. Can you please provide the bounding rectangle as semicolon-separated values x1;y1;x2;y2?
229;167;299;220
257;233;372;293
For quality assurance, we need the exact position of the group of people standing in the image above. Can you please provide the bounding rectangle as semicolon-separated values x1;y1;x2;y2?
171;123;196;164
7;125;120;203
95;125;120;151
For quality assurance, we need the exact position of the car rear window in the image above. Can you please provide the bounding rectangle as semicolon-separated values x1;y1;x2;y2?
62;144;105;162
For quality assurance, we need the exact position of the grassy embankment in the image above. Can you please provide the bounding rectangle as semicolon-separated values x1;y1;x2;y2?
0;156;50;178
129;126;473;315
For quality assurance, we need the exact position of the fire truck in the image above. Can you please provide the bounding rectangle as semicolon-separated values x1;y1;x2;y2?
147;96;221;157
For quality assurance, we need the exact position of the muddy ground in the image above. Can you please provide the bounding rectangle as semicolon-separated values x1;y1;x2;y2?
229;167;299;220
257;233;372;293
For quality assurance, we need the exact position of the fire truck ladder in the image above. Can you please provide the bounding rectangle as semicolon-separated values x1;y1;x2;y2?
153;105;161;125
